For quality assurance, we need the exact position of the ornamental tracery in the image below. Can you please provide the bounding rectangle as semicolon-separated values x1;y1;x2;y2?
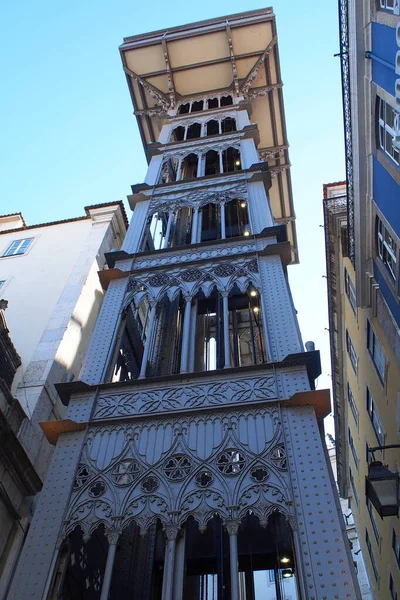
124;257;260;306
160;138;241;162
148;182;248;216
63;406;294;538
111;460;140;486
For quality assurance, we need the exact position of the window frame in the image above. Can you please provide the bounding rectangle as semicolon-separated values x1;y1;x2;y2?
1;237;34;258
377;97;400;165
376;215;398;283
348;427;359;469
366;528;379;582
347;382;359;426
344;268;357;314
366;387;385;445
349;466;359;506
367;321;387;383
393;530;400;569
379;0;395;12
346;330;358;374
389;573;398;600
366;497;381;547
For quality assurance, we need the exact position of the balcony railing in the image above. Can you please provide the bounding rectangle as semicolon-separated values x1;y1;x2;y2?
338;0;355;265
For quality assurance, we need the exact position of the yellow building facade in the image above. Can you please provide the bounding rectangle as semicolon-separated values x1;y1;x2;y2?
324;182;400;600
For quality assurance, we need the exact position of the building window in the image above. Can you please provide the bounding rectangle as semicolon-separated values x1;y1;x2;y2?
389;573;398;600
376;216;397;282
367;321;386;382
344;268;357;314
348;427;359;469
366;529;379;581
378;97;399;165
346;330;358;374
349;466;359;506
2;238;33;257
379;0;396;12
366;388;385;445
366;498;380;546
347;383;359;426
393;530;400;569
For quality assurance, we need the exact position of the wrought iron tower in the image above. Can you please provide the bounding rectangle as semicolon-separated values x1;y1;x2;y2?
6;8;361;600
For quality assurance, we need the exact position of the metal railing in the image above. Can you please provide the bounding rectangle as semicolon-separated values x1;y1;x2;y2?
338;0;355;266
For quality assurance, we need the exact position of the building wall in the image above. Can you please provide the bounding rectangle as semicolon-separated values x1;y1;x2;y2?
0;204;127;598
0;219;97;394
336;251;400;599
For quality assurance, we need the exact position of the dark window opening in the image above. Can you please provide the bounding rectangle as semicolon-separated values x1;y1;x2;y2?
159;158;178;184
205;150;220;176
225;198;249;238
181;153;199;180
109;520;165;600
179;103;190;114
172;126;185;142
220;95;233;106
191;100;204;113
59;525;109;600
169;207;193;248
152;294;184;376
201;203;220;242
111;301;148;382
141;212;169;252
207;97;219;109
228;286;265;367
221;117;236;133
236;513;299;600
184;516;230;600
222;147;241;172
186;123;201;139
195;289;224;372
206;120;219;137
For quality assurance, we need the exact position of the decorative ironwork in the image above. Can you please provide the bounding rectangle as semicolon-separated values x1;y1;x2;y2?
73;465;90;490
88;481;107;498
163;455;192;480
141;476;159;493
338;0;354;265
269;445;287;470
216;450;245;475
111;460;140;486
251;466;269;482
195;471;214;488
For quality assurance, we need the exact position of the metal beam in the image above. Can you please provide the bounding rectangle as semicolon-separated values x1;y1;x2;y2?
123;66;170;110
161;36;178;108
225;21;239;96
240;36;277;95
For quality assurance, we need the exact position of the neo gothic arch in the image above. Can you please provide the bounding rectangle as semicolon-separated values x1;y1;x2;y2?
62;408;293;539
123;259;261;307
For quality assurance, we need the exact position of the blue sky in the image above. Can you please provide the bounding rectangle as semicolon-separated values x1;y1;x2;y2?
1;0;344;434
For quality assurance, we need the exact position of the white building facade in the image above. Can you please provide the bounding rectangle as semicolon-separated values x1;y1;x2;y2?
0;203;127;597
6;10;361;600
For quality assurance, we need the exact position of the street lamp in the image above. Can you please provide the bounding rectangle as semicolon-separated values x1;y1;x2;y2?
365;445;400;518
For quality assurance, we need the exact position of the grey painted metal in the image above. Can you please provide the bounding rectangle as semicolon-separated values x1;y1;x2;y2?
6;76;361;600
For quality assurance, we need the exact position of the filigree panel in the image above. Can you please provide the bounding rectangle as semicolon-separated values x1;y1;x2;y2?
124;257;260;305
62;406;294;537
93;374;277;420
148;182;248;215
132;240;263;271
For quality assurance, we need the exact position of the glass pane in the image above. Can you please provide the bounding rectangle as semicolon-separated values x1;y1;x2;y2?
386;105;395;129
386;130;394;154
